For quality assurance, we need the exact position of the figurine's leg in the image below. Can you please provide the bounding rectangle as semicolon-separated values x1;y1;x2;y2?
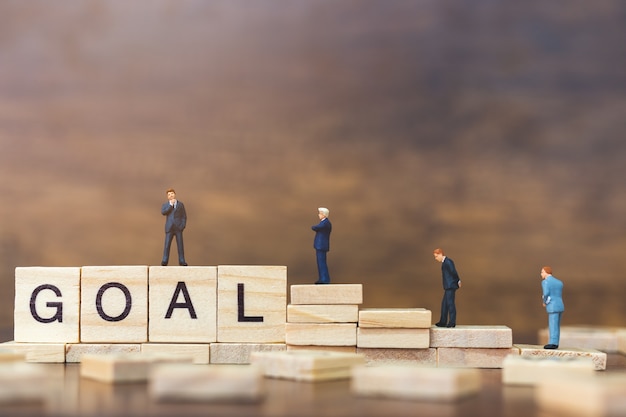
316;250;330;284
162;232;174;265
548;312;561;346
447;290;457;326
175;231;186;265
437;292;448;326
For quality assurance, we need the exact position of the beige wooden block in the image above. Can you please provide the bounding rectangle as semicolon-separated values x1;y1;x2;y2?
80;352;190;383
0;362;48;403
149;363;264;402
217;265;287;343
358;308;432;328
538;326;621;352
0;348;26;363
287;304;358;323
437;347;519;368
290;284;363;305
148;266;217;343
357;328;430;349
517;344;607;370
14;267;81;343
357;347;437;366
65;343;141;363
351;365;481;401
1;341;65;363
80;265;148;343
536;373;626;416
210;343;286;364
429;325;512;348
618;330;626;355
285;323;357;346
141;343;210;364
288;345;357;354
250;349;365;382
502;354;596;386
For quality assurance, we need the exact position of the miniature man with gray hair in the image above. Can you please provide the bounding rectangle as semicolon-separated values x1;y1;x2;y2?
312;207;332;284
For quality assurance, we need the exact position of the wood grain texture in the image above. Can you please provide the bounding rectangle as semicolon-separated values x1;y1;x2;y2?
290;284;363;305
357;328;430;349
429;325;513;348
358;308;431;328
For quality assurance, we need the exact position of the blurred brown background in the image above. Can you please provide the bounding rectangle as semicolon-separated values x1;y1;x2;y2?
1;0;625;341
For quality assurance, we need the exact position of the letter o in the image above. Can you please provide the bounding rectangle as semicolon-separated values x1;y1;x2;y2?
96;282;132;322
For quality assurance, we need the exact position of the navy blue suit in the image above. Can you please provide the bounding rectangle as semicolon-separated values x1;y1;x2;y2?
312;218;331;283
161;201;187;265
438;257;461;326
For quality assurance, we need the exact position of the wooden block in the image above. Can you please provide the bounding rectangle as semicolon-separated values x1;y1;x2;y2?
285;323;357;346
288;345;357;354
210;343;286;364
217;265;287;343
536;373;626;416
351;365;481;401
618;330;626;355
358;308;432;328
80;352;190;383
538;326;621;352
0;362;48;403
437;347;520;368
357;328;430;349
0;348;26;363
14;267;81;343
80;265;148;343
516;344;607;371
502;354;596;385
250;349;365;382
287;304;358;323
148;266;217;343
290;284;363;305
430;325;513;348
357;347;437;366
1;341;65;363
141;343;210;364
65;343;141;363
149;363;264;402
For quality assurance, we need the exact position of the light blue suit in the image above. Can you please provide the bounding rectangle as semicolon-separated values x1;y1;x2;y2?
542;275;564;345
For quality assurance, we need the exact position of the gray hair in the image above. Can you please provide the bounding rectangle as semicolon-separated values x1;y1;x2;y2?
318;207;330;217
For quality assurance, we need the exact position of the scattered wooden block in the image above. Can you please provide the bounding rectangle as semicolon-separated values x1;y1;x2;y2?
285;323;357;346
80;265;148;343
65;343;141;363
358;308;431;328
80;352;190;383
287;304;359;323
502;354;596;385
618;330;626;355
141;343;210;364
149;363;264;402
287;345;357;354
1;341;65;363
516;344;607;371
290;284;363;305
538;326;622;353
351;365;481;401
0;348;26;363
356;347;437;366
148;266;217;343
210;343;286;364
437;347;520;369
14;267;81;343
0;362;48;403
357;328;430;349
217;265;287;343
429;325;513;348
250;349;365;382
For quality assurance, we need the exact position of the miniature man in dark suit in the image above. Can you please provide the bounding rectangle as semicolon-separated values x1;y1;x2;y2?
312;207;332;284
541;266;564;349
433;248;461;327
161;188;188;266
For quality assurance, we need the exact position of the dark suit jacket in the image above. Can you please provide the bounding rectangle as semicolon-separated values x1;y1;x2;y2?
441;257;461;290
162;201;187;232
312;218;332;251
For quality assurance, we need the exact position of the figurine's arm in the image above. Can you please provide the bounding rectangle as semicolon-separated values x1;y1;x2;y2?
541;280;550;305
161;203;173;215
179;204;187;229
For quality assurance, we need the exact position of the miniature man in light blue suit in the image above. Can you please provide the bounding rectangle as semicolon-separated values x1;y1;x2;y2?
541;266;564;349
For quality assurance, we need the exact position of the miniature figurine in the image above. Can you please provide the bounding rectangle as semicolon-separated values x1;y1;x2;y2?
161;188;188;266
433;248;461;328
540;266;564;349
312;207;332;284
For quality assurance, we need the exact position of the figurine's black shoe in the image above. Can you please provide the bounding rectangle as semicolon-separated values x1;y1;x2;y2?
161;261;168;266
179;262;188;266
446;324;456;328
314;281;329;284
435;323;446;327
543;344;558;350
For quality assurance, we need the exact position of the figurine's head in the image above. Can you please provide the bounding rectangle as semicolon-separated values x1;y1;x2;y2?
318;207;329;219
433;248;445;262
540;266;552;279
166;188;176;200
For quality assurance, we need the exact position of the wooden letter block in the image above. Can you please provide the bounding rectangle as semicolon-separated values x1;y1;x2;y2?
210;343;286;364
80;266;148;343
290;284;363;305
430;325;512;348
502;354;595;385
141;343;210;364
538;326;621;353
437;347;520;369
357;328;429;349
0;362;48;403
148;266;217;343
65;344;141;363
351;365;481;401
80;352;191;383
516;344;607;370
250;349;365;382
285;323;357;346
358;308;431;328
217;265;287;343
14;267;81;343
149;363;264;402
287;304;358;323
1;341;65;363
357;348;437;366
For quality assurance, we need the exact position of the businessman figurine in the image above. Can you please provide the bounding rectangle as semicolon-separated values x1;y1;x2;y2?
433;248;461;328
541;266;564;349
312;207;332;284
161;188;188;266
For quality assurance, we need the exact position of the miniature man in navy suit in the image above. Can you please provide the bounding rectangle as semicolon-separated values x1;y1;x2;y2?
312;207;332;284
161;188;188;266
541;266;564;349
433;248;461;327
